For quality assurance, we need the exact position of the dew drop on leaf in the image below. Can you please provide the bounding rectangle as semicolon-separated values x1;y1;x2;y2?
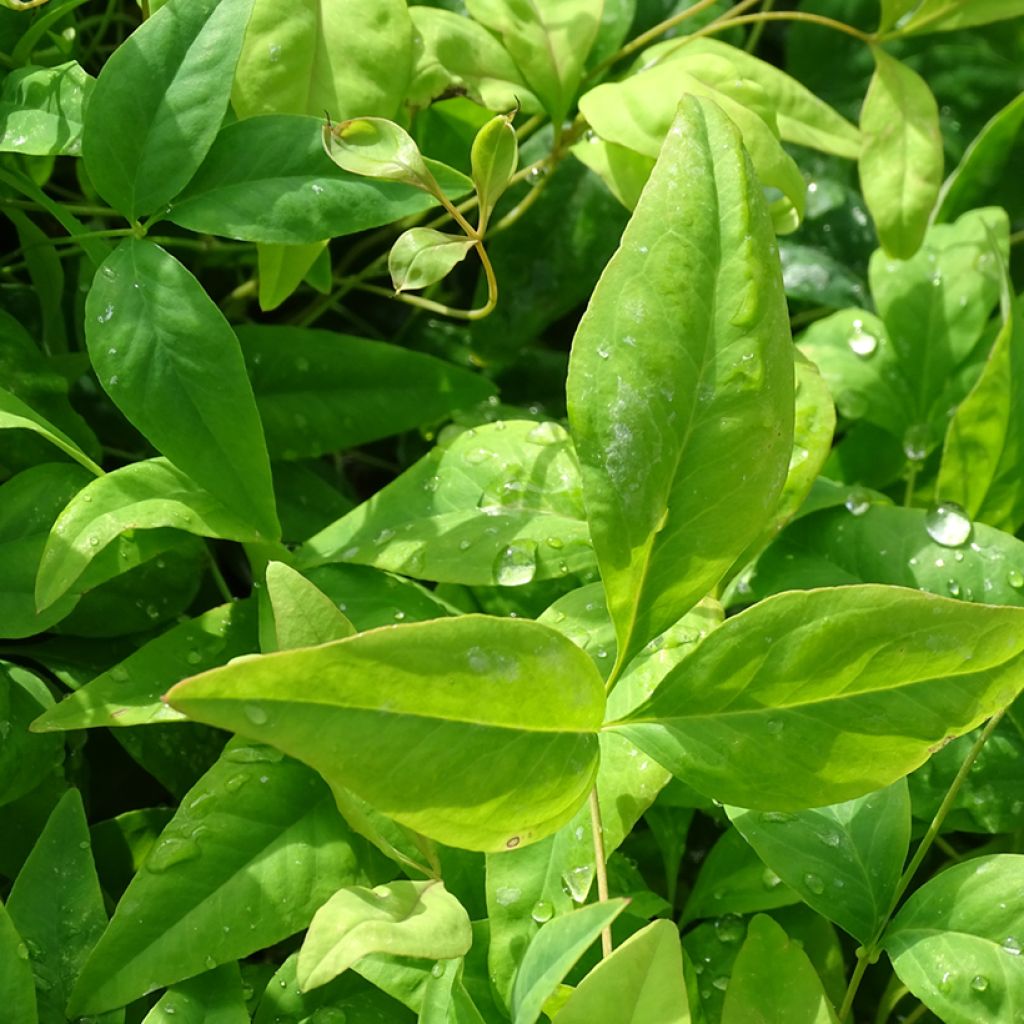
902;424;929;463
844;488;871;517
803;873;825;895
243;703;269;726
531;899;554;924
947;579;961;597
925;502;972;547
847;319;878;358
1008;569;1024;589
1002;937;1022;955
186;649;202;665
762;867;782;889
147;836;201;873
526;422;561;446
714;914;745;944
759;811;792;825
562;864;594;903
494;540;538;586
971;975;990;991
431;961;446;978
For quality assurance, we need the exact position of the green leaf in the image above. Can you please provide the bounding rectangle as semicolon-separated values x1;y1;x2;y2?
510;899;629;1024
614;585;1024;810
579;65;806;233
297;420;593;585
640;38;861;159
554;918;689;1024
324;117;438;193
567;96;794;667
263;561;354;652
36;458;261;612
0;898;36;1024
0;663;63;806
7;790;108;1024
0;61;92;156
569;136;653;210
727;781;911;944
257;241;328;311
81;0;254;219
68;745;378;1017
858;47;943;259
720;915;839;1024
168;115;471;244
233;0;412;120
878;0;920;32
86;239;279;540
472;111;519;228
465;0;603;126
0;463;90;638
142;963;249;1024
897;0;1024;33
238;325;494;461
297;881;472;991
408;7;538;113
30;599;257;732
389;228;477;294
884;854;1024;1022
0;385;103;476
167;616;605;852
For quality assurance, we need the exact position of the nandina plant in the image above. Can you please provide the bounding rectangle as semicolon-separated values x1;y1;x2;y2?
2;1;1024;1022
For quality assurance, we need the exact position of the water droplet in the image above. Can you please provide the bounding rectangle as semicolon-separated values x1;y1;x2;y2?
431;960;446;978
1008;569;1024;589
244;703;268;726
225;773;248;792
714;914;745;943
712;976;729;992
96;304;114;324
971;974;990;991
766;719;784;736
596;345;610;359
531;899;554;924
903;424;930;463
562;864;594;903
147;836;201;872
818;830;841;848
464;447;493;465
494;886;521;906
844;488;871;517
1002;937;1022;956
108;375;120;387
848;319;878;357
759;811;792;825
186;649;202;665
925;502;972;547
803;873;825;895
87;534;100;548
494;540;538;586
527;165;547;186
423;474;440;493
762;867;782;889
204;954;217;969
947;579;961;598
526;422;561;446
15;942;28;960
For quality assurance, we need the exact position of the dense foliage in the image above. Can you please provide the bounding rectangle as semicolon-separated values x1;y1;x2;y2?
2;1;1024;1022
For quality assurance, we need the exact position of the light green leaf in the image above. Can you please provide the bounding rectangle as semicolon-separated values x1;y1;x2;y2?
31;599;257;732
238;325;494;461
0;61;92;156
472;111;519;228
68;745;377;1017
878;0;920;32
0;385;103;476
168;616;604;852
86;239;279;540
263;561;354;652
257;241;328;311
615;585;1024;810
884;854;1024;1023
296;421;593;586
896;0;1024;33
858;47;943;259
0;663;63;806
81;0;254;219
728;781;911;944
142;964;249;1024
639;37;861;159
511;899;629;1024
324;117;437;193
569;136;653;210
0;463;89;638
721;915;839;1024
579;64;806;233
297;881;472;991
408;7;539;113
7;790;108;1024
168;115;471;244
233;0;411;120
0;899;36;1024
554;918;689;1024
389;228;477;293
465;0;602;126
567;96;794;667
36;459;261;612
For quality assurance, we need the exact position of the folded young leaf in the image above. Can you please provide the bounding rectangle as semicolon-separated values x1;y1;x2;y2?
388;228;476;293
613;585;1024;810
262;561;354;653
567;95;794;669
167;616;605;851
858;47;943;259
323;117;438;194
472;111;518;229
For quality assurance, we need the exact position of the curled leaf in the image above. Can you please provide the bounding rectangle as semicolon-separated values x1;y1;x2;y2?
471;110;518;229
388;228;476;293
322;116;438;194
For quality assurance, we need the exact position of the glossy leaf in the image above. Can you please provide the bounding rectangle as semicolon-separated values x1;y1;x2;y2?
86;239;279;540
167;616;605;851
297;881;472;991
567;96;794;666
511;899;629;1024
858;47;943;259
68;745;376;1016
31;599;257;732
472;111;518;227
263;561;354;652
465;0;603;126
142;963;249;1024
323;117;438;193
0;663;63;806
81;0;254;219
614;585;1024;810
884;854;1024;1022
238;325;494;461
0;899;36;1024
554;918;689;1024
297;421;593;586
0;386;103;476
721;915;839;1024
897;0;1024;34
168;115;471;244
728;781;911;944
7;790;108;1024
389;228;476;293
0;61;92;156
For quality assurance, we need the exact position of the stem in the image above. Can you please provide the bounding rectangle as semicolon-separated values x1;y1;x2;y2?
837;709;1007;1020
689;10;874;45
743;0;774;51
205;544;233;603
589;787;612;958
904;462;919;507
